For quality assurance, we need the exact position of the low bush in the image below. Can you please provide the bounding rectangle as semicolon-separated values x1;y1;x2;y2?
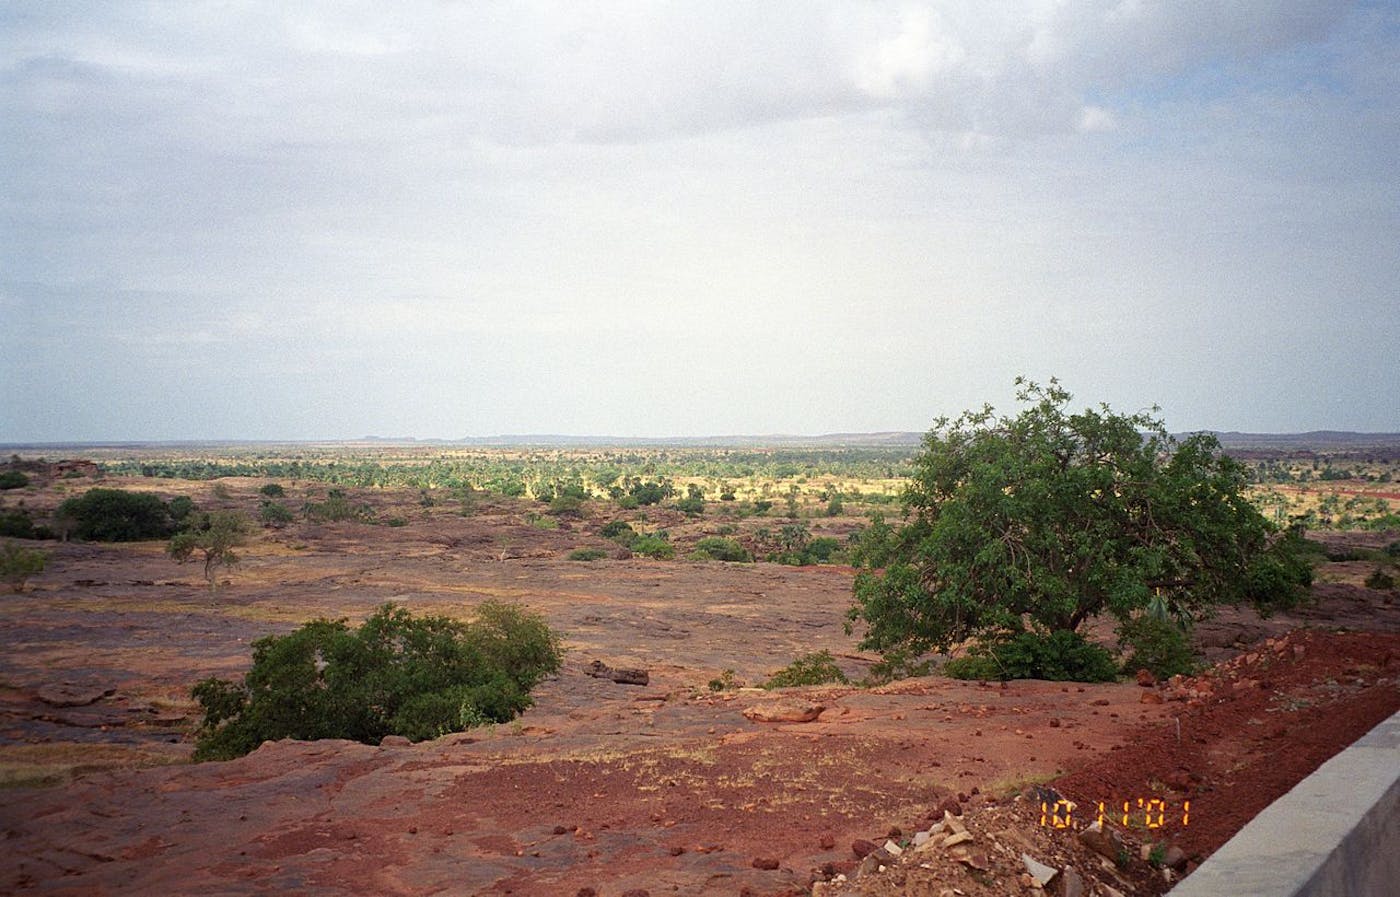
0;507;51;540
56;488;175;541
600;520;637;544
692;537;751;562
632;534;674;559
191;601;562;760
763;650;848;689
302;489;373;523
567;548;608;562
707;669;740;691
0;471;29;490
259;501;295;526
1118;615;1199;680
1;542;47;592
943;630;1119;683
1366;567;1397;591
259;483;286;498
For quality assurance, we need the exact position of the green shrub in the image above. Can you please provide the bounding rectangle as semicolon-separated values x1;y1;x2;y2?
675;496;705;516
944;630;1119;683
1118;615;1199;680
692;537;751;562
56;488;175;541
302;489;373;523
632;534;674;559
167;495;196;525
1385;541;1400;559
190;602;561;760
385;517;408;527
1;542;47;592
753;500;773;515
763;650;849;689
0;507;48;540
548;494;584;517
600;520;637;544
568;548;608;561
708;669;740;691
0;471;29;490
259;501;295;526
1366;567;1397;591
259;483;286;498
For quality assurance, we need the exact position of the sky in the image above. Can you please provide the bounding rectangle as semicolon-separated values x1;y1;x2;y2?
2;1;1397;442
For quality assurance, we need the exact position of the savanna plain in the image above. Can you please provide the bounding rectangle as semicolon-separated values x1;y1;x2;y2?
1;439;1398;897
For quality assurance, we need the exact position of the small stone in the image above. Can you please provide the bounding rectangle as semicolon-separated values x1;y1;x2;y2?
1060;866;1085;897
819;834;835;850
1048;718;1061;728
938;797;963;817
1164;845;1188;870
575;890;597;897
883;839;903;856
887;826;902;838
942;831;974;848
1021;853;1058;887
552;825;569;835
912;831;931;847
943;811;968;835
752;857;780;870
956;851;989;871
852;839;877;859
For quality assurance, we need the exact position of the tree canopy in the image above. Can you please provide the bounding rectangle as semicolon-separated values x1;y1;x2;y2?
848;379;1311;662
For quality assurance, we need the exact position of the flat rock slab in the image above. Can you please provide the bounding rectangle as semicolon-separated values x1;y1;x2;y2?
34;684;116;708
742;700;824;723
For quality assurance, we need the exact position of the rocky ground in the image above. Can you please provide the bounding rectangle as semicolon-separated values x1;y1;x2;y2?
1;478;1397;895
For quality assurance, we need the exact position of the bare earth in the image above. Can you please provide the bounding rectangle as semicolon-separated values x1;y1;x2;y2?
1;480;1397;896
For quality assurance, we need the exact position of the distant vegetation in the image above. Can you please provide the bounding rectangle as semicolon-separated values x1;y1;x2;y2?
191;602;562;760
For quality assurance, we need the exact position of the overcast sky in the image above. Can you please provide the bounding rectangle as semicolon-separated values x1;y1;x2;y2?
2;2;1397;442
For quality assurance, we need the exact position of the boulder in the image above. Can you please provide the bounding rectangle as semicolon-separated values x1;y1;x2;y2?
586;660;649;686
742;701;824;723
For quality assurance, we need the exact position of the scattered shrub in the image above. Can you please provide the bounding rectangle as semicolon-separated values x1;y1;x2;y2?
1118;615;1200;680
548;494;584;517
191;601;561;760
763;650;849;689
1;542;47;592
692;537;751;562
708;668;740;691
56;488;175;541
259;483;286;498
259;501;295;526
0;471;29;490
385;517;408;527
568;548;608;562
943;630;1119;683
600;520;637;544
167;495;196;525
0;507;50;540
632;534;674;559
525;513;558;530
752;500;773;515
675;496;705;516
302;489;373;523
1366;567;1397;591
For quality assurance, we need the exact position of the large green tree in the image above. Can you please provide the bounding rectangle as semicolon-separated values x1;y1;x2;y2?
848;379;1310;661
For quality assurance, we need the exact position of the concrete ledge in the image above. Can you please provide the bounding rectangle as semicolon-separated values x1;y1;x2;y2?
1170;709;1400;897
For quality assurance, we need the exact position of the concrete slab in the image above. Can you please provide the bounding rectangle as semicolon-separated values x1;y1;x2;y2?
1170;709;1400;897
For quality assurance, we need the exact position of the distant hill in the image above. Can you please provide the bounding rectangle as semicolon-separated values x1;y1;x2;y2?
1185;431;1400;451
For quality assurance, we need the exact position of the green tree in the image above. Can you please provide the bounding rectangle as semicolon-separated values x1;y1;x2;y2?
1;542;47;593
848;378;1311;666
56;488;175;541
169;510;252;588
